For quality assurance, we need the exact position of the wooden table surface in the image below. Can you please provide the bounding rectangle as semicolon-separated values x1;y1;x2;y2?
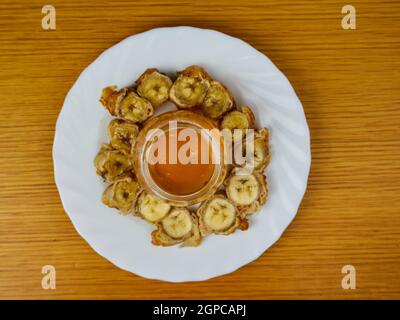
0;0;399;300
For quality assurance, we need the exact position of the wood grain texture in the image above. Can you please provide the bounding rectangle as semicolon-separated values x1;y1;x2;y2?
0;0;399;299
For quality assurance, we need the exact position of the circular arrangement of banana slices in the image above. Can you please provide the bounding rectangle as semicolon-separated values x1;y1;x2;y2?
94;65;270;247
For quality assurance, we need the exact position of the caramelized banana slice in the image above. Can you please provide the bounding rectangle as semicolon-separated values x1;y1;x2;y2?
108;119;139;154
151;208;202;247
169;65;211;108
240;127;270;171
102;175;140;214
100;86;127;116
162;208;193;238
100;86;153;123
117;91;154;123
221;106;255;140
201;81;234;119
196;194;248;236
136;191;171;223
94;144;132;183
224;169;267;215
136;68;172;108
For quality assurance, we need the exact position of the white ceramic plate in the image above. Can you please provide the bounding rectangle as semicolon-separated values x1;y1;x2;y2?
53;26;311;282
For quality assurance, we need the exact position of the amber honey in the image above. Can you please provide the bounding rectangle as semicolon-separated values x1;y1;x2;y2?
148;128;214;195
134;110;226;206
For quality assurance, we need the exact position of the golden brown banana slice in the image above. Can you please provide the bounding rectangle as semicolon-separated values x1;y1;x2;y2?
151;208;202;247
169;65;211;108
136;191;171;223
117;91;154;123
102;175;140;214
201;81;234;119
94;144;132;183
99;86;153;123
161;208;193;238
240;127;270;171
136;68;173;108
108;119;139;154
99;86;127;116
220;106;255;140
224;169;267;215
196;194;248;236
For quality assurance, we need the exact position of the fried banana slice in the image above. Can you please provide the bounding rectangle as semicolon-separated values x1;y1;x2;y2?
102;175;141;214
151;207;202;247
99;86;126;116
224;169;267;215
136;68;173;108
135;191;171;223
108;119;139;154
201;81;234;119
196;194;248;236
169;65;211;108
100;86;154;123
220;106;255;140
240;127;270;171
118;91;154;123
94;144;132;183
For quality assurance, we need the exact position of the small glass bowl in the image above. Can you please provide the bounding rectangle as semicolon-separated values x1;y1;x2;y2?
134;110;227;206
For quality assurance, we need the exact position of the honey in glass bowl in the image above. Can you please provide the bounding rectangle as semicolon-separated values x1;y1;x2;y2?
134;110;227;206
